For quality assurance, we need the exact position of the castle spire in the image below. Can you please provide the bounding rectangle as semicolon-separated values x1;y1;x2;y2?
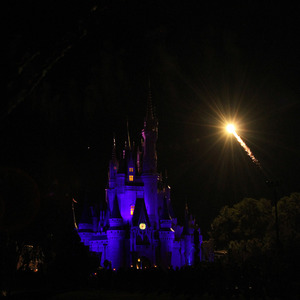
108;135;119;185
126;117;131;150
109;194;124;228
111;195;122;219
142;83;158;174
112;134;116;161
146;79;154;122
160;196;171;220
182;211;190;236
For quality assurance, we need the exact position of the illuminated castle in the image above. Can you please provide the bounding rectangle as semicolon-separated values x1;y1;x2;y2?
77;91;202;269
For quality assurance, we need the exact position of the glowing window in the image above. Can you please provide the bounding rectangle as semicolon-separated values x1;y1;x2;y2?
130;205;135;215
129;175;134;181
129;167;133;172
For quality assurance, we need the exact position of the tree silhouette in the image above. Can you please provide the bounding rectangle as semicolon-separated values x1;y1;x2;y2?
210;193;300;265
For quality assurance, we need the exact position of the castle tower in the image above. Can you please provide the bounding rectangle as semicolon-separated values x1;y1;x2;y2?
91;206;98;233
107;138;119;213
159;196;175;268
108;137;118;187
181;204;195;266
98;199;109;233
142;88;159;228
142;87;158;174
107;195;125;269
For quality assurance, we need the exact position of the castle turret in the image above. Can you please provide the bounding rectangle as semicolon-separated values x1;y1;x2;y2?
107;138;119;214
160;196;172;227
181;204;195;266
108;137;118;187
159;196;175;268
136;145;142;174
114;142;127;214
107;195;125;269
142;88;158;174
98;199;109;233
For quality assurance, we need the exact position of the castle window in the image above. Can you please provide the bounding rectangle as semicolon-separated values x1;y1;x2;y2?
129;175;134;181
130;205;135;215
129;167;133;172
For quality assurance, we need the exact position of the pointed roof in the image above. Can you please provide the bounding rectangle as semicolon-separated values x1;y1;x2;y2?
168;199;176;219
109;135;118;177
118;146;127;173
146;81;154;122
111;135;117;161
111;195;122;219
126;118;131;150
143;81;158;131
182;203;191;236
132;198;151;227
182;215;190;236
160;196;171;220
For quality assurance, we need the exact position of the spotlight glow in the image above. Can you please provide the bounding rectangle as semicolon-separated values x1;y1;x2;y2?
226;124;235;134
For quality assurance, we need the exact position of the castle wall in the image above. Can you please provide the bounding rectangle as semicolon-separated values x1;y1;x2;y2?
171;241;183;268
90;239;108;266
106;229;126;269
159;230;175;268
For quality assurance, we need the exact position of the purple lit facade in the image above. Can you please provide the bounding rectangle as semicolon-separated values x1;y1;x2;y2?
77;92;202;269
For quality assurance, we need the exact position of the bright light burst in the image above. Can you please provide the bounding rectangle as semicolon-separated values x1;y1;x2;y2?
226;124;235;134
193;94;265;178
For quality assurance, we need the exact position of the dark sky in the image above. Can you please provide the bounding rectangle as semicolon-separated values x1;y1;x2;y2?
4;1;300;236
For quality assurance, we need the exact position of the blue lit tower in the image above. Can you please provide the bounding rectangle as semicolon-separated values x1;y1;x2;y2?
181;204;195;266
159;196;175;268
107;137;118;213
106;195;125;269
108;137;118;187
141;89;159;228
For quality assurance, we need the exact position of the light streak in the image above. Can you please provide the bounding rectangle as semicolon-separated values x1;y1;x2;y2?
227;124;261;169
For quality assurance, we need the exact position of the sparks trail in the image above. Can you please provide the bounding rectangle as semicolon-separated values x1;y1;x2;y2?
232;131;261;168
226;124;261;169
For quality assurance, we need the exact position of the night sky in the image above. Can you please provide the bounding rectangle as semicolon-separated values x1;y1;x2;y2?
4;1;300;237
